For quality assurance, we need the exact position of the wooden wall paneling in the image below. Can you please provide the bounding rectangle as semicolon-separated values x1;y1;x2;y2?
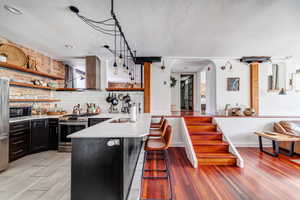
144;62;151;113
250;62;259;114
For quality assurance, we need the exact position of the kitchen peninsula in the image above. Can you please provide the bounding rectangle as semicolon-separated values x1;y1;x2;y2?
68;114;151;200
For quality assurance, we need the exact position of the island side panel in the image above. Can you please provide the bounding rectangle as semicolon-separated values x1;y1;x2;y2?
71;138;122;200
122;138;143;199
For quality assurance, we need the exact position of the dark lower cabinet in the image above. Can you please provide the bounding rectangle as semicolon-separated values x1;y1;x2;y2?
48;119;59;150
88;118;111;127
30;119;49;153
71;137;143;200
9;121;30;162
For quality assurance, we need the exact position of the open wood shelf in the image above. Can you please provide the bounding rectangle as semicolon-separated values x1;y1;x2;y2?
106;88;144;91
0;61;64;80
9;99;60;102
9;81;78;92
9;81;52;90
55;88;78;91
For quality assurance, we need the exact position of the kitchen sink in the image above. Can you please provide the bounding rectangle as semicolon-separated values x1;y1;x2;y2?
109;118;135;123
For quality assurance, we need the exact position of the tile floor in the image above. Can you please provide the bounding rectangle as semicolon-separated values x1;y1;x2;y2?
0;151;71;200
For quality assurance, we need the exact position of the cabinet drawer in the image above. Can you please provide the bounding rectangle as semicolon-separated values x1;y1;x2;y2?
48;118;59;126
9;135;28;162
9;147;27;162
10;135;28;149
10;129;29;138
10;121;30;131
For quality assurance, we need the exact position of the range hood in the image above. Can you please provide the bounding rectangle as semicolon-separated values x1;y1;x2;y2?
64;56;101;90
85;56;101;90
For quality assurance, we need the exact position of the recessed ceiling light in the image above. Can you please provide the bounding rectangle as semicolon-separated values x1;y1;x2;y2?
64;44;74;49
4;5;23;15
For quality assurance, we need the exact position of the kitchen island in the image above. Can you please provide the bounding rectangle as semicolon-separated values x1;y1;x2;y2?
68;114;151;200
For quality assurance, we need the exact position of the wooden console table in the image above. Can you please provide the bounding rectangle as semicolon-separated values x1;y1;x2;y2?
255;132;300;157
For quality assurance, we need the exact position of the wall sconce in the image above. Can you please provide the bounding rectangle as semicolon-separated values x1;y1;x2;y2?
221;61;233;71
161;60;166;71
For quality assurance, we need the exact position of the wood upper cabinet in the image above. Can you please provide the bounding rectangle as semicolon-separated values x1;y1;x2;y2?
30;119;49;153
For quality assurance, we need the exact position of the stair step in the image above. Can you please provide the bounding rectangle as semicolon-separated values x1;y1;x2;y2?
198;157;236;166
197;153;236;159
190;131;220;135
186;122;214;126
193;141;229;153
197;153;236;165
188;125;217;132
184;117;213;123
192;140;228;145
191;134;222;140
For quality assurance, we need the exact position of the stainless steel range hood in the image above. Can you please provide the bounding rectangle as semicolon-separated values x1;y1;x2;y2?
65;56;101;90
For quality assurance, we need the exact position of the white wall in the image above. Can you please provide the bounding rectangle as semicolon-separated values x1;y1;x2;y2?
150;62;171;114
215;117;300;147
170;72;181;111
106;59;142;84
195;71;202;112
212;59;250;114
205;62;217;114
212;58;300;116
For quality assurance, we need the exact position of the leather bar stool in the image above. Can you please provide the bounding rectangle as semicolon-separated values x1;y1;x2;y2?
143;125;173;199
150;116;165;129
144;125;172;173
149;119;168;137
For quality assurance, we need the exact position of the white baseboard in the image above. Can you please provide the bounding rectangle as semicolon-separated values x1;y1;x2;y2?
234;143;272;147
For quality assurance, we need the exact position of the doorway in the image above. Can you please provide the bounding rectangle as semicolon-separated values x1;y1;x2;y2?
180;74;194;111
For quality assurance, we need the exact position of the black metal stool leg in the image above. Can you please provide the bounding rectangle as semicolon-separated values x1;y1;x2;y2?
258;136;279;157
279;142;295;156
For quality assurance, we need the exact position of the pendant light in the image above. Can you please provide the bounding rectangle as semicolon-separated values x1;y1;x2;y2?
123;40;127;72
117;36;123;67
113;21;118;75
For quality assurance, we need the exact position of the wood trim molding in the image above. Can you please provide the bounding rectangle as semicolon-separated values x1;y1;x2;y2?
250;62;259;114
144;62;151;113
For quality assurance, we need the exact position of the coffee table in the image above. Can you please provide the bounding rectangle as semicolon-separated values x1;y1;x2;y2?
255;132;300;157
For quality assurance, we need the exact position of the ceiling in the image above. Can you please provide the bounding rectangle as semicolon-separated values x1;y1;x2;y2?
170;59;211;72
0;0;300;63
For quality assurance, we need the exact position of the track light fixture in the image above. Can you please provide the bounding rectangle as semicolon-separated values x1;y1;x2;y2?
69;0;136;79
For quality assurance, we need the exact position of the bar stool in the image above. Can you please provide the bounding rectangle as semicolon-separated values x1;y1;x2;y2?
142;125;173;200
149;119;168;137
150;116;165;129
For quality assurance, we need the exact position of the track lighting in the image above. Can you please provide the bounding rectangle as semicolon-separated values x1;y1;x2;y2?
69;0;137;80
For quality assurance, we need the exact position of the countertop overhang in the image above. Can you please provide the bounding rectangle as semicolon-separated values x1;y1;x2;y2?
68;113;151;138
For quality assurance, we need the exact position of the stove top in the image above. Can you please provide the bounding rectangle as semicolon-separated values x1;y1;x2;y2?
59;113;98;122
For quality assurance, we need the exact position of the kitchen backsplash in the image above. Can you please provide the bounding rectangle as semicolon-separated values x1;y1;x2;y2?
53;90;144;113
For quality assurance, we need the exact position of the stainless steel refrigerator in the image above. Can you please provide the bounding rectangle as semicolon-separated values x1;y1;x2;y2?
0;78;9;171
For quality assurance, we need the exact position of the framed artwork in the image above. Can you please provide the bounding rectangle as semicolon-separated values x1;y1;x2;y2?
227;77;240;91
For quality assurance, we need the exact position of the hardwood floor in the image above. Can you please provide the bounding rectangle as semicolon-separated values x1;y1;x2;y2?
3;148;300;200
0;151;70;200
142;147;300;200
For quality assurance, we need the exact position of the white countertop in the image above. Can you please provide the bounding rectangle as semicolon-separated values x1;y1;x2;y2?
68;113;151;138
9;115;63;123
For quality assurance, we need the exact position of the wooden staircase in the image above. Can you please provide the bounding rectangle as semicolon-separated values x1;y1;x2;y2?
184;116;237;166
